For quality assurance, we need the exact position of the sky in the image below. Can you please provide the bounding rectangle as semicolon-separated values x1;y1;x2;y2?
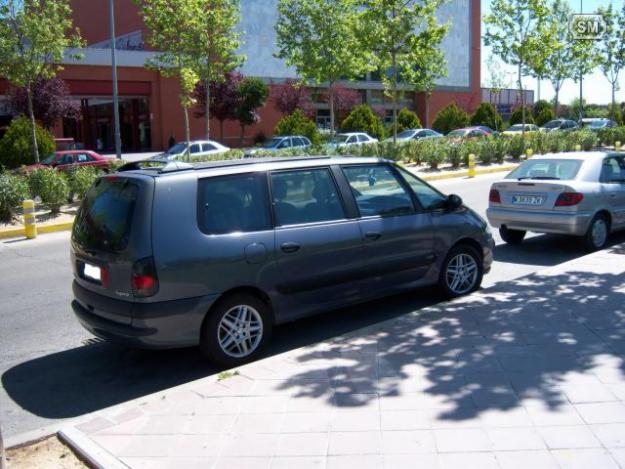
480;0;625;105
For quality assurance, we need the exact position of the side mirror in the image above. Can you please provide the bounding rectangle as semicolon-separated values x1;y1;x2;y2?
446;194;463;211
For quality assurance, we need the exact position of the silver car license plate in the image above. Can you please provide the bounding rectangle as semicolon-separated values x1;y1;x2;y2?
512;195;544;205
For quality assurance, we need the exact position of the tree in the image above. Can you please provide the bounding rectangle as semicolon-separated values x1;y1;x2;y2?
432;103;470;134
484;0;555;142
470;103;503;131
270;79;314;117
137;0;203;160
484;54;513;108
0;0;83;163
330;84;361;121
596;4;625;122
509;106;535;125
8;77;80;129
340;104;385;140
357;0;449;141
396;108;421;132
194;71;243;141
274;109;321;144
235;77;268;145
275;0;371;136
0;116;55;169
533;99;555;125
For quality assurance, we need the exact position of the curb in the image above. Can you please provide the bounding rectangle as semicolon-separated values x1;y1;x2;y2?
419;164;518;181
0;221;73;240
58;428;129;469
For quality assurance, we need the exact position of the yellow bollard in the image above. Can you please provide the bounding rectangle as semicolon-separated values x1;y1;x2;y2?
468;153;476;178
23;199;37;239
616;141;622;151
525;148;533;159
574;144;581;151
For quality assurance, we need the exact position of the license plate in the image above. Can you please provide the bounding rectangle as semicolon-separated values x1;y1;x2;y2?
512;195;544;205
83;263;101;282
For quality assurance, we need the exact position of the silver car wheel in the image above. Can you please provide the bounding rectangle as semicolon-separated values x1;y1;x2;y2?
591;219;608;248
217;305;263;358
446;253;478;295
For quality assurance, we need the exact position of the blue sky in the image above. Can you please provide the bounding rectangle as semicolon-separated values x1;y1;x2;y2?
480;0;624;105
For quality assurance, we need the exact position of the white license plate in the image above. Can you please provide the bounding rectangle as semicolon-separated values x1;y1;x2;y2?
512;195;544;205
83;263;101;282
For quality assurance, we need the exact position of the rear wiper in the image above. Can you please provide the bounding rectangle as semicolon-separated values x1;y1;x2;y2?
517;176;561;180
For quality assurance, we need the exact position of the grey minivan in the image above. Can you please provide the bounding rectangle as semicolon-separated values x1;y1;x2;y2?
71;157;493;365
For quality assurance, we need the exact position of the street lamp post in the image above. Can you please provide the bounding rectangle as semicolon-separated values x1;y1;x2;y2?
108;0;122;159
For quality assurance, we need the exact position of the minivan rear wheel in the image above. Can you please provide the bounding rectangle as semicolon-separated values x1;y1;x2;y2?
200;293;272;366
499;226;526;244
438;244;483;298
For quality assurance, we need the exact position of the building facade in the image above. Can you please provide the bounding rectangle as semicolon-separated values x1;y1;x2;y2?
0;0;481;152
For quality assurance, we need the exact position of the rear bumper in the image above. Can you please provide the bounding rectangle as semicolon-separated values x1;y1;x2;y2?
486;207;592;236
72;281;220;349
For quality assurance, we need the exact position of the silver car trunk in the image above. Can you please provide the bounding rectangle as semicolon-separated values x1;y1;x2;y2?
492;180;578;211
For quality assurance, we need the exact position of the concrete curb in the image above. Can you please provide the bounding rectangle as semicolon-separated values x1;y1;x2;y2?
58;427;129;469
0;221;73;240
419;164;518;181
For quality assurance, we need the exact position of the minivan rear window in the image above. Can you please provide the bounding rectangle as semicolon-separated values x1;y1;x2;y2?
72;177;139;253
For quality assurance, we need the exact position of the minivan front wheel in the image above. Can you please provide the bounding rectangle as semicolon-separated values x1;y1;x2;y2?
439;244;483;298
200;294;272;366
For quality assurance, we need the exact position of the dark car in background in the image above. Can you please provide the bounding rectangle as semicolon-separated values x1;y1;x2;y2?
540;119;580;132
70;157;493;366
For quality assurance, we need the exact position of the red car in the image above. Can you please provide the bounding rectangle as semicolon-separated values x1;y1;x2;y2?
25;150;114;172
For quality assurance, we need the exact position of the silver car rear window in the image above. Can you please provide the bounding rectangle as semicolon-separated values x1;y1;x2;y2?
506;159;583;181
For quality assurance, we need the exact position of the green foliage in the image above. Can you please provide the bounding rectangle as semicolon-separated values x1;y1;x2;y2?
28;167;69;212
533;100;551;117
274;109;321;145
535;107;555;126
340;105;385;140
432;103;470;134
67;166;100;200
445;142;468;168
572;130;599;151
509;107;535;125
190;149;245;162
596;126;625;146
235;77;269;142
396;108;422;132
0;117;55;169
596;4;625;112
419;139;447;169
470;102;503;131
0;173;29;223
507;134;526;159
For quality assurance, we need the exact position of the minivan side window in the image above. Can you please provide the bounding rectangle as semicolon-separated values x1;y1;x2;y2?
397;167;447;210
198;173;271;235
271;168;345;226
342;165;414;217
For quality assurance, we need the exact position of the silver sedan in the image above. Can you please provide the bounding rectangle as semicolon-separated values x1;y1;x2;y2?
487;152;625;251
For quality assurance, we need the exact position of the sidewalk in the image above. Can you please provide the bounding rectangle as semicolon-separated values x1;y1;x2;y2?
59;244;625;469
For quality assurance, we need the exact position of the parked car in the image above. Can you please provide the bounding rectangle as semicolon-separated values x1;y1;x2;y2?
327;132;378;149
540;119;579;133
474;126;499;135
24;150;113;172
70;157;493;365
502;124;540;135
386;128;443;142
446;127;490;140
246;135;312;156
54;138;84;151
154;140;229;161
582;118;618;131
487;151;625;251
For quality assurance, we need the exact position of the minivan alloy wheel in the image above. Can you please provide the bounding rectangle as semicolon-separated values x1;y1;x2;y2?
445;253;479;295
217;305;263;358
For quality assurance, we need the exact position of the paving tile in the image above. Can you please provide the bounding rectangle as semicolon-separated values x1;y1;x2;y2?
185;414;237;434
169;434;226;458
220;433;279;457
238;395;290;414
610;449;625;469
606;384;625;401
523;403;585;426
132;415;191;435
429;407;483;429
165;458;219;469
433;428;492;453
591;423;625;448
560;381;618;404
380;410;431;430
75;416;116;435
551;449;620;469
383;454;441;469
328;431;381;455
478;407;534;428
280;411;334;433
326;455;383;469
537;425;601;449
380;430;436;454
495;451;559;469
286;394;337;412
213;456;272;469
119;457;168;469
485;427;546;451
92;434;172;458
231;413;284;434
275;433;329;456
379;393;454;411
575;402;625;424
333;392;379;410
271;456;326;469
438;452;499;469
331;409;380;432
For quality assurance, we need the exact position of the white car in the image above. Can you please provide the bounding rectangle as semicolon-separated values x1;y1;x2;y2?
502;124;540;135
328;132;378;149
387;128;443;142
155;140;230;161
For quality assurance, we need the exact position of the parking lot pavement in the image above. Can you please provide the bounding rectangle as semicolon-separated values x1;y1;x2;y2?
59;243;625;468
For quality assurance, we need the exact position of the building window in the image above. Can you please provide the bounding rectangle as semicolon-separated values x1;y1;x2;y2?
316;109;331;130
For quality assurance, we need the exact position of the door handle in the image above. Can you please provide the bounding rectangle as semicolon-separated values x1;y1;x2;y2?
280;242;301;253
364;232;381;240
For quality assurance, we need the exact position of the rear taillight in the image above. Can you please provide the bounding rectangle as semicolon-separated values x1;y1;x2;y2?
489;188;501;203
101;266;109;288
555;192;584;207
131;257;159;297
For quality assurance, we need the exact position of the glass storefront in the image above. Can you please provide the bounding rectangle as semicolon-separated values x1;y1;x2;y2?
64;96;151;153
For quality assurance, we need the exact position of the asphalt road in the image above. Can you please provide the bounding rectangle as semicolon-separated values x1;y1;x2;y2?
2;171;619;440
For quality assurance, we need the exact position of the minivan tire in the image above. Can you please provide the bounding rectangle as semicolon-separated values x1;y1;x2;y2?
499;226;526;244
583;214;609;252
199;293;272;366
438;244;483;298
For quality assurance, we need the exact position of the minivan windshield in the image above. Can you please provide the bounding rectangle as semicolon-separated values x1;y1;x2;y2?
73;177;139;253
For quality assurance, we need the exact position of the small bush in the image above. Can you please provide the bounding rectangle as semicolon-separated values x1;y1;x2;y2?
508;135;525;160
190;149;245;162
396;108;422;132
470;103;503;131
446;142;467;168
419;139;446;169
480;136;509;164
340;104;385;140
432;103;470;134
571;130;598;151
535;107;555;127
508;106;535;125
0;173;29;223
274;109;321;145
0;117;55;169
28;168;69;212
67;166;101;200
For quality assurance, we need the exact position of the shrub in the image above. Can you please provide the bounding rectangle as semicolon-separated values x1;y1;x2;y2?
420;139;446;169
274;109;321;145
543;132;565;153
532;100;551;118
0;173;29;223
399;139;421;164
340;104;385;140
67;166;101;200
432;103;470;134
508;134;525;159
535;107;555;127
28;168;69;212
0;117;55;169
190;149;245;162
396;108;421;132
470;103;503;131
508;106;535;125
572;130;598;151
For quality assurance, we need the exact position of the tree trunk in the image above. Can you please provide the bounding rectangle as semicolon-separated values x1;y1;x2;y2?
240;124;245;146
183;105;191;162
329;82;335;139
611;83;616;120
204;78;211;140
26;86;39;163
518;62;525;146
392;53;398;143
425;92;431;128
554;87;560;118
220;120;225;141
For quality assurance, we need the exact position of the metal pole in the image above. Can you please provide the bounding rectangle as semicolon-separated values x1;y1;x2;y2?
579;0;584;122
109;0;122;159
